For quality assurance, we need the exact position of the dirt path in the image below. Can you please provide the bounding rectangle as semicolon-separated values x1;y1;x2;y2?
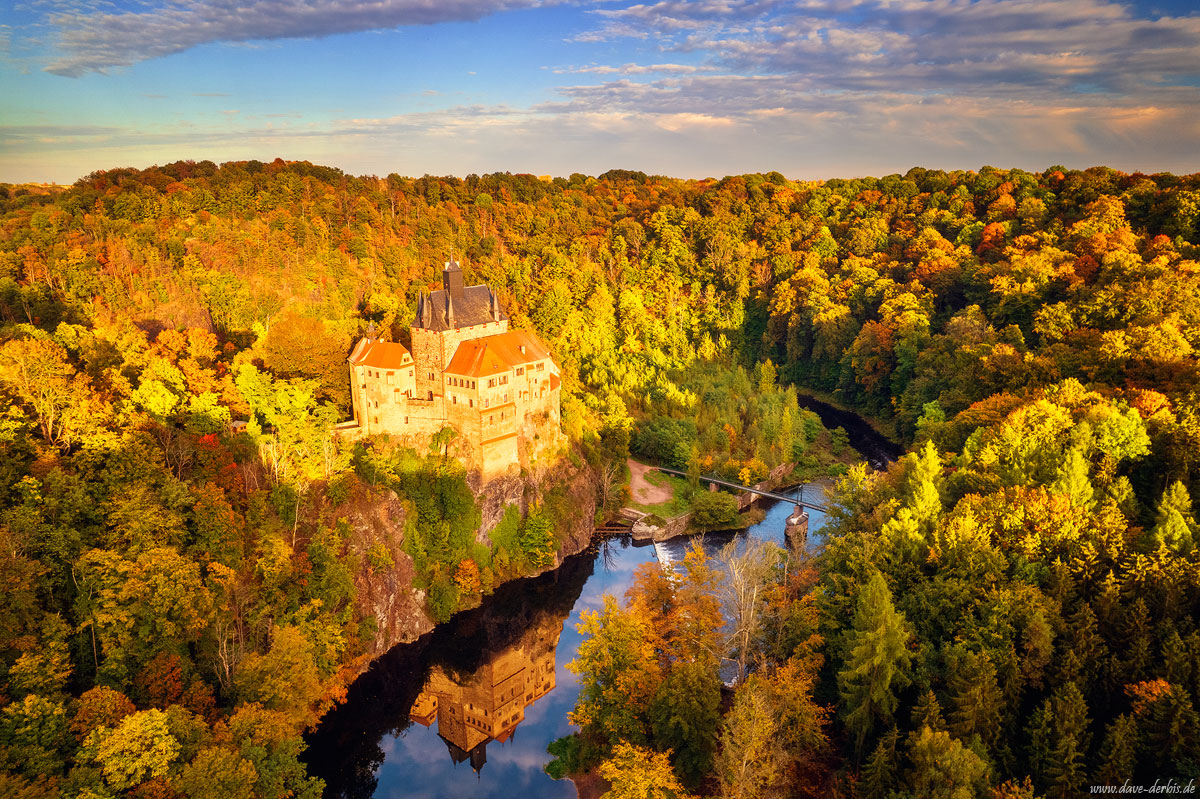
627;459;674;506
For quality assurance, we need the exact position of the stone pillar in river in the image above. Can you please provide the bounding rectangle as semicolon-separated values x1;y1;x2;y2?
785;506;809;550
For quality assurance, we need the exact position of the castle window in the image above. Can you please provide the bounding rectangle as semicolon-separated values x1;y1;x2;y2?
405;416;409;424
387;372;394;385
488;378;496;388
516;367;524;376
489;415;494;424
469;399;474;408
428;371;435;380
408;369;413;377
484;399;490;408
452;395;457;404
537;362;544;371
373;401;378;408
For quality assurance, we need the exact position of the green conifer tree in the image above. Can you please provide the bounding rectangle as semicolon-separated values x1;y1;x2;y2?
1144;686;1200;772
1162;629;1192;689
860;727;900;799
1045;682;1090;799
1150;481;1196;554
947;648;1002;748
837;571;913;757
1052;447;1095;510
1095;714;1139;786
911;689;947;732
1025;698;1055;786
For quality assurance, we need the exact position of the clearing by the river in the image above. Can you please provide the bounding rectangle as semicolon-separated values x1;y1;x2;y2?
627;459;674;506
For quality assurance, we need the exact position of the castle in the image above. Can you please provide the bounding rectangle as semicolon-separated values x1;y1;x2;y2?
345;259;562;477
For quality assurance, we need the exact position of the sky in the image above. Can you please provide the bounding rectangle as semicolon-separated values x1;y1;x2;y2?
1;0;1199;184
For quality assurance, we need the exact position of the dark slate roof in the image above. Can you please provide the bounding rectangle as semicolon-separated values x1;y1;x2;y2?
416;284;508;331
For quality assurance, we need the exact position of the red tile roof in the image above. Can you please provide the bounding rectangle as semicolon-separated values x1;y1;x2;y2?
348;339;413;369
445;329;551;378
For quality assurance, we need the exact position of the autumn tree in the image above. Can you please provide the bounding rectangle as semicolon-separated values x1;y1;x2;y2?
568;596;661;755
599;742;695;799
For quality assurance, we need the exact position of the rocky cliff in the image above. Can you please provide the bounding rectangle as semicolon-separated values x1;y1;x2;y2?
337;454;598;657
469;453;598;570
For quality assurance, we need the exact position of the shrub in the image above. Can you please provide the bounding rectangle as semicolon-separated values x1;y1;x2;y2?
691;491;740;530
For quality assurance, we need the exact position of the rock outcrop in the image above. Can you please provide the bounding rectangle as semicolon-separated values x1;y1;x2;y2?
470;453;598;573
334;482;435;655
336;453;599;657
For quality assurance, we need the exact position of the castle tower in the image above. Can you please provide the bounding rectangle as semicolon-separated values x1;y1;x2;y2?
409;258;509;400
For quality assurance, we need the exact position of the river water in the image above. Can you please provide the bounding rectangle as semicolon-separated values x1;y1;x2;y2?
305;485;829;799
306;393;902;798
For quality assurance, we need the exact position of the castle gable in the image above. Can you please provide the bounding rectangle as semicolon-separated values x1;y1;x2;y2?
445;329;552;378
348;339;412;369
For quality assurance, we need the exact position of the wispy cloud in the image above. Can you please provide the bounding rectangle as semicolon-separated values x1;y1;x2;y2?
555;62;718;75
576;0;1200;100
549;0;1200;174
44;0;557;76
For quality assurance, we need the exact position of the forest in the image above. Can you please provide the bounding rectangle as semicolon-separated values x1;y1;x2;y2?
1;159;1199;798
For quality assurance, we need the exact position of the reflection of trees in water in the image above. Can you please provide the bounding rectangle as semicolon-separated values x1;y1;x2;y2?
304;551;595;799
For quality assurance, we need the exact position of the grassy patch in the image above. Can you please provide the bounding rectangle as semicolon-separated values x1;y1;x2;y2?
629;472;693;518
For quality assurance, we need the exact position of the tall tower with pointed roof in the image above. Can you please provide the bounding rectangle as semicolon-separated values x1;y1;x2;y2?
410;258;509;401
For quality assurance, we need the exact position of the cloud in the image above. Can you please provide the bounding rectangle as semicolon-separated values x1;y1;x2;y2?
547;0;1200;175
556;62;718;75
44;0;556;76
7;0;1200;183
577;0;1200;101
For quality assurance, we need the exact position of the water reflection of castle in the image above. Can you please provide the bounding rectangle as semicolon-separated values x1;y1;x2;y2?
409;609;562;772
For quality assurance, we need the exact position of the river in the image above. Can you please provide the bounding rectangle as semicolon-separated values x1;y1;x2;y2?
304;487;827;799
304;397;901;799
